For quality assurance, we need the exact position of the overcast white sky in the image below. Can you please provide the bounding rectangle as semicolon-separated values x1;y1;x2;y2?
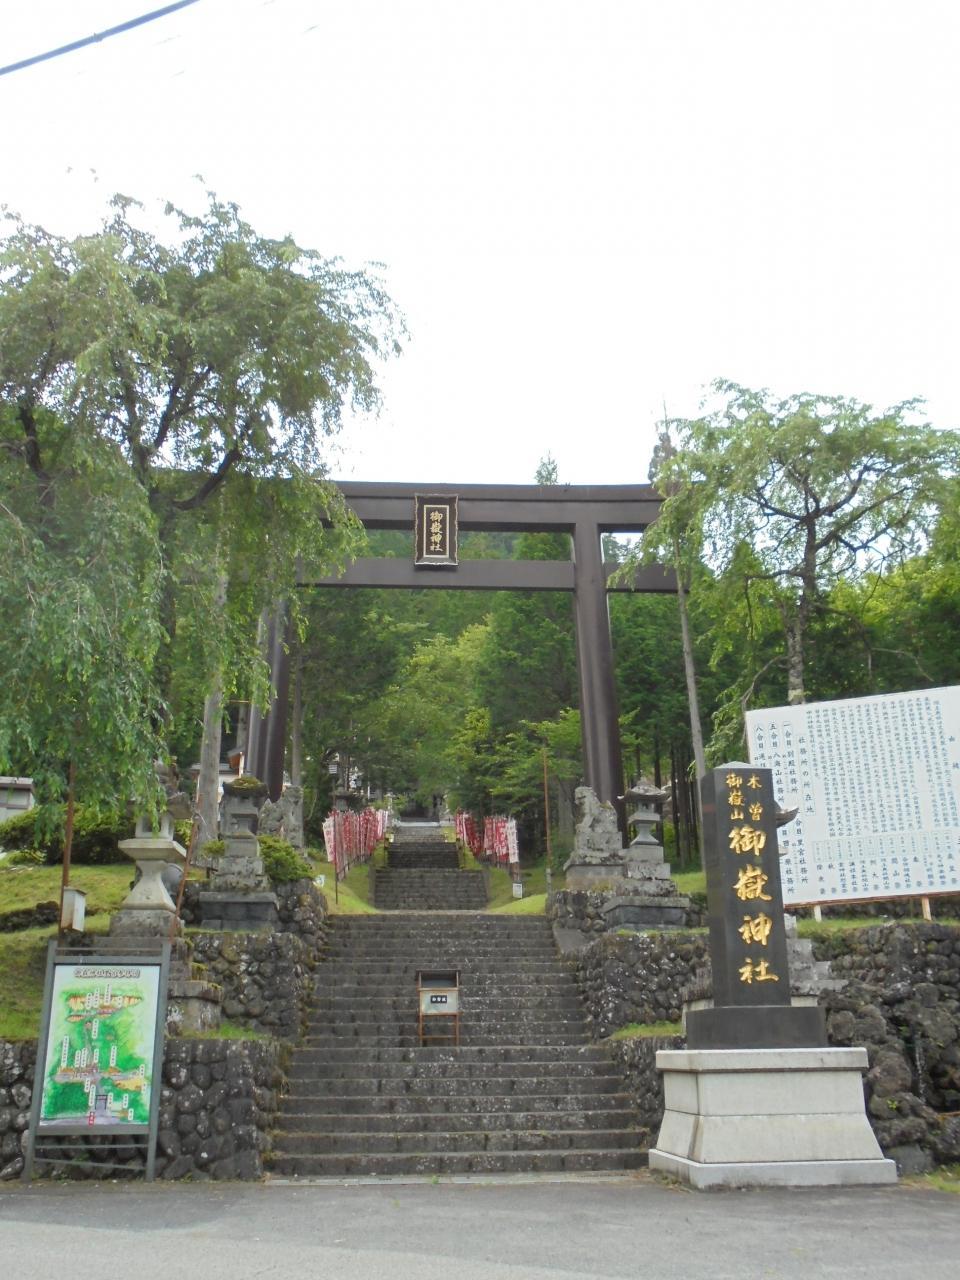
2;0;958;485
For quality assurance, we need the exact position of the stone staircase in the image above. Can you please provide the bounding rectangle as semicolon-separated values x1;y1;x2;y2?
374;824;487;910
269;913;644;1177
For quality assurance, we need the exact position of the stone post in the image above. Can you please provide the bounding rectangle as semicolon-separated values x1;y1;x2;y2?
649;762;895;1188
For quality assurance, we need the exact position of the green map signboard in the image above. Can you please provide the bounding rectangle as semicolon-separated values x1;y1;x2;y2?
38;959;162;1130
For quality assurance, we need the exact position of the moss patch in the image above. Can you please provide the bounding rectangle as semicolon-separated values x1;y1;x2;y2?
606;1021;683;1040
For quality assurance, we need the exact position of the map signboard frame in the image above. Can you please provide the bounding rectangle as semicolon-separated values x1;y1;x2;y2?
23;942;170;1181
746;686;960;908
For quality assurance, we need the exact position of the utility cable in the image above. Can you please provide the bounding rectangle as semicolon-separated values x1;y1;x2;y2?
0;0;202;78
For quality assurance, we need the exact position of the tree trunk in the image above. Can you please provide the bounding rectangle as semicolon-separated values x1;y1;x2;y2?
675;543;707;779
669;744;683;866
196;573;228;844
290;643;303;787
785;614;806;705
288;642;306;848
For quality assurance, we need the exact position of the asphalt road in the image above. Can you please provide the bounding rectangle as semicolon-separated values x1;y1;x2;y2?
1;1172;958;1280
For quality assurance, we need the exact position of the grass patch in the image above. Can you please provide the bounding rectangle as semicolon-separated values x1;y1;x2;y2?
0;863;133;917
606;1021;683;1040
795;916;960;941
672;868;706;896
181;1019;272;1042
904;1165;960;1194
314;859;378;914
0;926;51;1039
484;858;563;911
489;892;548;916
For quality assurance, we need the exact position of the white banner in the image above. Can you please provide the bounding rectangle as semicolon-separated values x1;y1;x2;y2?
746;686;960;905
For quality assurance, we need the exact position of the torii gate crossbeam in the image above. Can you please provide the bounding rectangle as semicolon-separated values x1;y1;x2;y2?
249;482;674;837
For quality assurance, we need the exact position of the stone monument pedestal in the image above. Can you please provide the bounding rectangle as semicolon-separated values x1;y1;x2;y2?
649;1047;897;1188
563;783;689;929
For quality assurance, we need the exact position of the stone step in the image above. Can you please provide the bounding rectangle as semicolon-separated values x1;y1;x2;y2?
281;1044;612;1064
283;900;640;1179
286;1057;617;1080
278;1091;635;1115
316;977;578;993
318;971;565;984
277;1107;638;1133
316;955;566;966
388;854;461;869
302;1027;592;1045
373;899;489;906
272;1127;639;1155
332;915;543;928
266;1148;646;1177
298;1033;593;1048
303;1014;589;1032
320;952;561;965
283;1073;626;1096
309;994;583;1011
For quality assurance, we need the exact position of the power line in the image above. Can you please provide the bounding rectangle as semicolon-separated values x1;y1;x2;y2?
0;1;203;79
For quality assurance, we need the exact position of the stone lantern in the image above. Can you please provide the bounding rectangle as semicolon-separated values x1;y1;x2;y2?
112;810;187;939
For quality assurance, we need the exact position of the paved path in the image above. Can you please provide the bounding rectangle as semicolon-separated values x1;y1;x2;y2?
2;1172;958;1279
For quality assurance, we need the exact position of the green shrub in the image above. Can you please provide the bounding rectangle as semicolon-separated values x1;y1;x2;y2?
1;848;45;867
258;835;313;884
0;811;40;853
0;806;132;865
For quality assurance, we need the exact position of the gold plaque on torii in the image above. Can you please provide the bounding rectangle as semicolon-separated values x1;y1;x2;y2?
414;494;458;567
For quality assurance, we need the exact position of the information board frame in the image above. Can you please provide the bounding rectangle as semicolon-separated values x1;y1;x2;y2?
746;686;960;909
23;942;170;1182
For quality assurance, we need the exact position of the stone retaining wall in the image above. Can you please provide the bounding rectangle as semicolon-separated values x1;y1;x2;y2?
607;1034;682;1148
0;1040;35;1181
180;877;328;948
549;889;705;935
816;923;960;1171
576;922;960;1171
155;1037;284;1180
0;1036;282;1182
575;929;709;1037
190;929;315;1041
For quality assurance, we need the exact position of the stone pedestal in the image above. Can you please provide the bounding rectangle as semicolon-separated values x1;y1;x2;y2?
649;1047;897;1188
163;938;223;1035
166;974;223;1035
564;784;689;929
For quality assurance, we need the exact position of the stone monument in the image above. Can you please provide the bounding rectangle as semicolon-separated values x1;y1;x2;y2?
198;776;279;931
563;784;689;929
259;778;305;848
649;762;895;1188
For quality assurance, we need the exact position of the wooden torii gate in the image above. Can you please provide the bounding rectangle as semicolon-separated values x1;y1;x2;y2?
247;482;673;835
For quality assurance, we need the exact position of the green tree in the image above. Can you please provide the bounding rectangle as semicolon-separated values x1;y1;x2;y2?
0;190;402;807
648;383;959;713
0;410;164;814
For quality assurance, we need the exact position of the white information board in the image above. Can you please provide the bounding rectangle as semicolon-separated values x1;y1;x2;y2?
745;686;960;905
